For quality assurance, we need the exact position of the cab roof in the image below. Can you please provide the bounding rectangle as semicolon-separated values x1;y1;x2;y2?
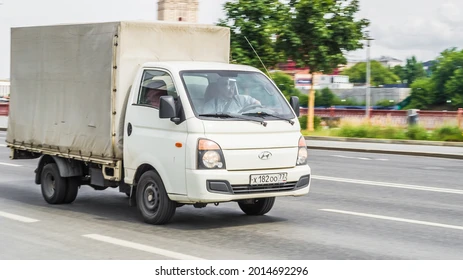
141;61;262;73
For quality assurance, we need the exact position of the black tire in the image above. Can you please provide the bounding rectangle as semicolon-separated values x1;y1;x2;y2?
63;177;80;204
238;197;275;215
41;163;67;204
136;170;176;225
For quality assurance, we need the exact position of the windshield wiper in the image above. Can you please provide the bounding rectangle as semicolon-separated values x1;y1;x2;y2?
199;113;268;127
243;112;295;125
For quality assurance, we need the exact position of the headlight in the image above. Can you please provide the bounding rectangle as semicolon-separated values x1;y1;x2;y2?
197;139;226;169
296;136;308;166
202;150;223;168
297;147;308;165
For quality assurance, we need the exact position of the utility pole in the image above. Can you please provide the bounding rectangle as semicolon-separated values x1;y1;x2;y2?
307;72;316;132
365;32;374;119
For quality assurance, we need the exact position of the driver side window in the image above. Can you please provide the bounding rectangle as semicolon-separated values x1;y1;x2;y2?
138;70;177;109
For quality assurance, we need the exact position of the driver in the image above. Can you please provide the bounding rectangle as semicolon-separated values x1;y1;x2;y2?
202;77;261;114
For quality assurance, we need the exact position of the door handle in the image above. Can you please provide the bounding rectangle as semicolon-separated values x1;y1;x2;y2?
127;123;132;136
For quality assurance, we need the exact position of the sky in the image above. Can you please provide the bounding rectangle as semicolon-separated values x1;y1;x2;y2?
1;0;463;79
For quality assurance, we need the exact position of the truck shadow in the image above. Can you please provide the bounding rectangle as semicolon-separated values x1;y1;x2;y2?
0;182;287;230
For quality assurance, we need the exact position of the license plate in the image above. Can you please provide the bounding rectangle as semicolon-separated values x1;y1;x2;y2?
250;173;287;185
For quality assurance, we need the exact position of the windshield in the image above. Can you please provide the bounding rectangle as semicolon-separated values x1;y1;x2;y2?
180;71;295;120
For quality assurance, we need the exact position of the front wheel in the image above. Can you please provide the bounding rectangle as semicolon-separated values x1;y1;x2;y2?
136;170;176;225
238;197;275;215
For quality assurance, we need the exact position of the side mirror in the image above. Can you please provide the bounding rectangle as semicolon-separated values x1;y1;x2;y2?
290;96;300;117
159;96;180;124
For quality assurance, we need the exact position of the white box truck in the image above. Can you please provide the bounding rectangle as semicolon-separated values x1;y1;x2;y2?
6;21;311;224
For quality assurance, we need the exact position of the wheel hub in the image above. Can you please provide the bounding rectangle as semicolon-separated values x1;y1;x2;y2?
44;173;56;197
144;183;160;211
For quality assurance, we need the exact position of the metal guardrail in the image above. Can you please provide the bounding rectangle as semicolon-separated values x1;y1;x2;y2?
300;107;463;129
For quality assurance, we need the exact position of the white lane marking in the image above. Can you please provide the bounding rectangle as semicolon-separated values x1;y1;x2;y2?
320;209;463;231
331;155;388;161
83;234;204;260
312;175;463;195
0;211;39;223
0;162;22;167
423;167;445;170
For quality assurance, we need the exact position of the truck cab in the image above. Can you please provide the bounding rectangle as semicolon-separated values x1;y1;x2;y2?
123;61;311;224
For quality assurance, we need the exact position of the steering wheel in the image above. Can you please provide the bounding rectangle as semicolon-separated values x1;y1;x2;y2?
238;104;264;113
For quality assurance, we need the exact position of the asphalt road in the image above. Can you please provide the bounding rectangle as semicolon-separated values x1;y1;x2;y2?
1;131;463;260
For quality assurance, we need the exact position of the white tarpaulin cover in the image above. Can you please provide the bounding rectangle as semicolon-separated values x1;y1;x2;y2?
7;21;230;161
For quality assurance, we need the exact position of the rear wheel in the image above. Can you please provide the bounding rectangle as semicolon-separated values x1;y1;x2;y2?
41;163;67;204
238;197;275;215
63;177;80;204
136;170;176;225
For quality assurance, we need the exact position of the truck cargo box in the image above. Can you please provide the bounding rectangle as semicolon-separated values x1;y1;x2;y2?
7;21;230;162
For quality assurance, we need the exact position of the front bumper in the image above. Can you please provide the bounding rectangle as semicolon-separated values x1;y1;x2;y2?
180;165;311;203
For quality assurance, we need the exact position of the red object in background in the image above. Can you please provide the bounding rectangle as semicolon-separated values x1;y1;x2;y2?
277;59;340;75
458;108;463;128
0;103;9;116
277;60;309;72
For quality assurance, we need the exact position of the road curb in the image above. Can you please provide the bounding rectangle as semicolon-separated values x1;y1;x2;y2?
307;146;463;160
304;136;463;147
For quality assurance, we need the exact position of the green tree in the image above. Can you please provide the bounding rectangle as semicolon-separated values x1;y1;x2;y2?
375;99;396;107
444;68;463;108
270;71;301;98
407;78;434;109
392;65;405;83
431;48;463;105
342;61;400;86
218;0;287;71
277;0;369;130
315;87;340;107
403;56;426;85
270;71;308;107
270;71;296;97
336;97;361;106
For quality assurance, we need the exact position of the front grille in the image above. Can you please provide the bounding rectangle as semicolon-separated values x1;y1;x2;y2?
231;182;297;194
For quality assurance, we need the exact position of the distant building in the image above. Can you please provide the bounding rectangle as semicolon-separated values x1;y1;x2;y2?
294;73;353;91
342;56;404;70
157;0;199;23
375;56;403;68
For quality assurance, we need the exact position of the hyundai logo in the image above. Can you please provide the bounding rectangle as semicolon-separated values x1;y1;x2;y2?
258;151;272;160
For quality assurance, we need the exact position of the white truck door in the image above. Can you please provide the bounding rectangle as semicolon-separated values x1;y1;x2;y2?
124;69;188;196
